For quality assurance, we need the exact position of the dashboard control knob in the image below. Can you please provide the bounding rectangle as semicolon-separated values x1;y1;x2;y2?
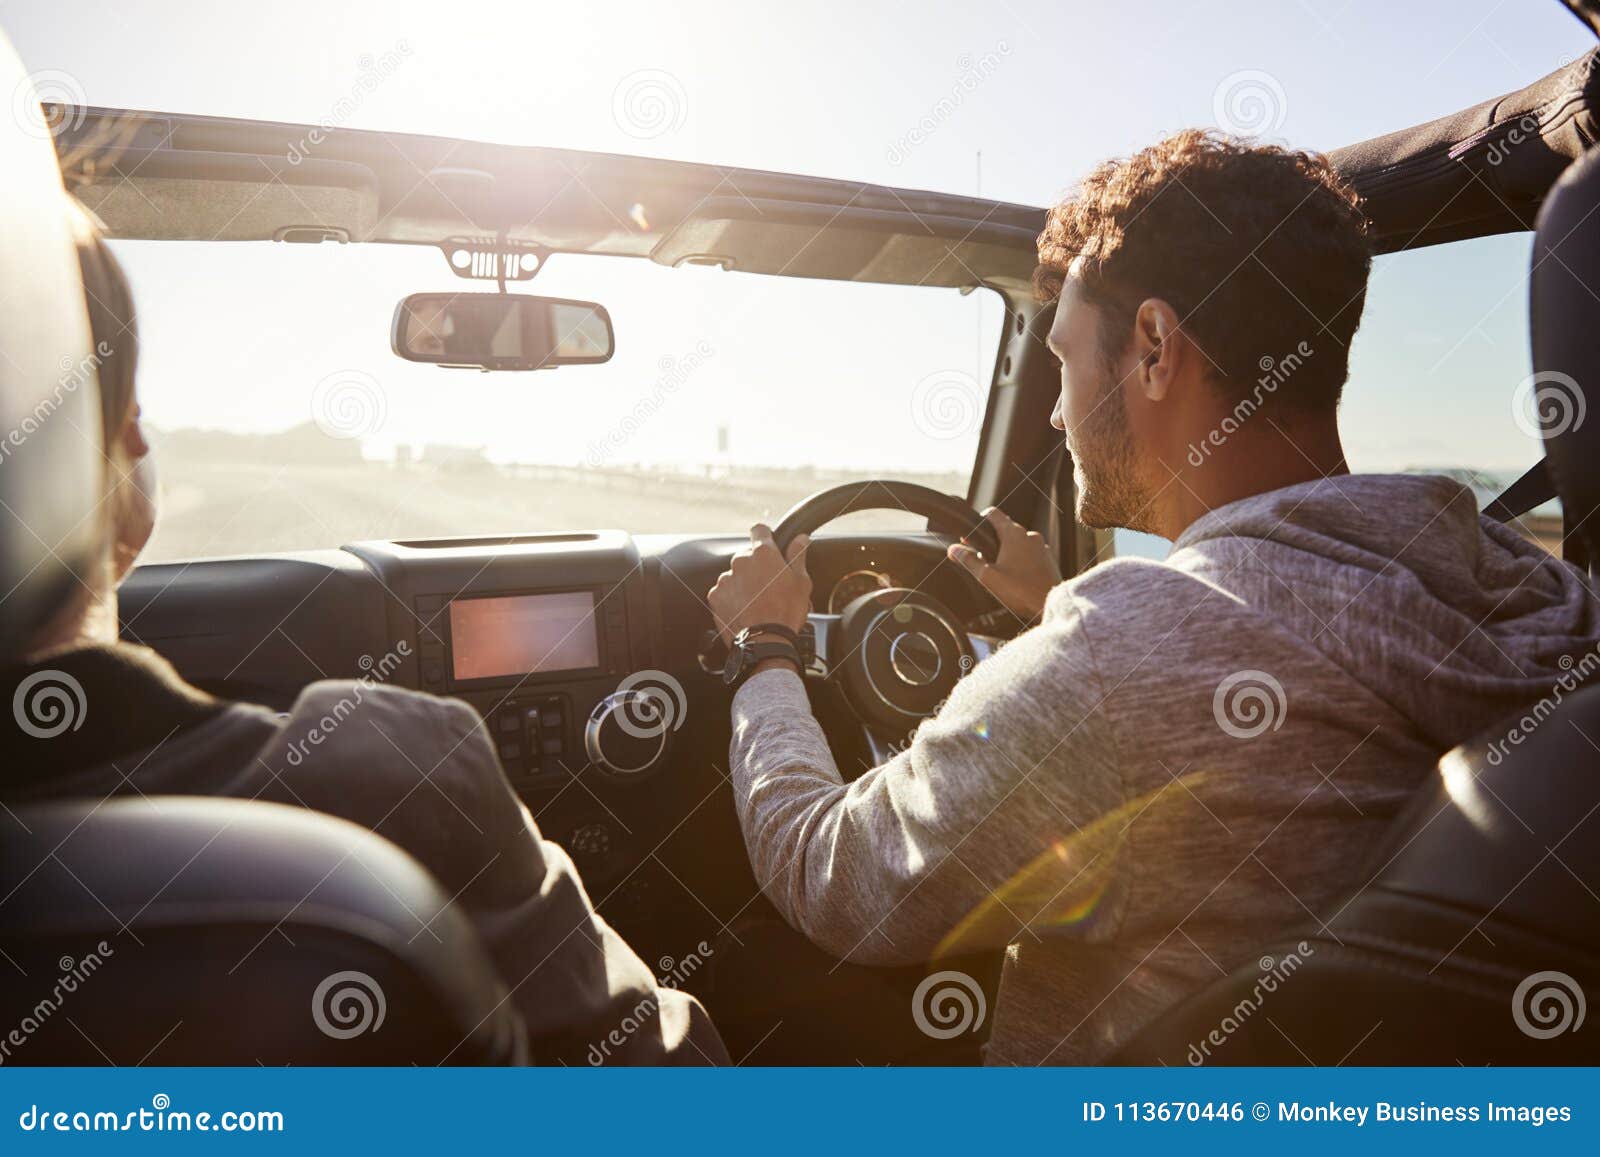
585;690;671;777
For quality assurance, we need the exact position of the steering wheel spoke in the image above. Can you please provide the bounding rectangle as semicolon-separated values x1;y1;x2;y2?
805;613;840;677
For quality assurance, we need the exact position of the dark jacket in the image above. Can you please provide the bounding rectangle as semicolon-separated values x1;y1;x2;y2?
1;641;727;1065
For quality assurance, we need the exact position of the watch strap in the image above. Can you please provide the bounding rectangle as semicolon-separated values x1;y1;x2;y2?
723;638;804;686
736;622;801;644
734;622;815;664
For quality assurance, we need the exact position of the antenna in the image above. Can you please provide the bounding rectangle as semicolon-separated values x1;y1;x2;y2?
976;150;984;384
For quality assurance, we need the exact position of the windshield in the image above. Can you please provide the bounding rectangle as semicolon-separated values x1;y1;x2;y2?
114;238;1003;562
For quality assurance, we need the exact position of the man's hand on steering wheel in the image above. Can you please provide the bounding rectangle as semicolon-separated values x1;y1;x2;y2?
708;524;812;645
946;507;1062;622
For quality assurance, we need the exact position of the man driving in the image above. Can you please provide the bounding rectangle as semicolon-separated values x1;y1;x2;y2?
707;131;1600;1064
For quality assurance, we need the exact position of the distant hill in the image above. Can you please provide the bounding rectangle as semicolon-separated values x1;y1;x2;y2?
148;422;364;466
1401;466;1559;517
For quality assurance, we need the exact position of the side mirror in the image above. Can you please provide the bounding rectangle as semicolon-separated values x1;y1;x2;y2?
391;292;614;371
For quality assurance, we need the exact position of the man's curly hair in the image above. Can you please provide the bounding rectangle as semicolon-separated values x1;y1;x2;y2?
1036;130;1372;409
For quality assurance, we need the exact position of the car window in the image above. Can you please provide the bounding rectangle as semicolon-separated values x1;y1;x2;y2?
1113;232;1553;559
115;239;1004;562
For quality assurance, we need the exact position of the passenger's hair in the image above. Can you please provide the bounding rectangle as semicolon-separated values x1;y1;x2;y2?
1035;129;1372;409
64;199;139;452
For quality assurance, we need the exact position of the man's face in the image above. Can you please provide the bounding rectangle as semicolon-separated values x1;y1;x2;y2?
1047;280;1149;531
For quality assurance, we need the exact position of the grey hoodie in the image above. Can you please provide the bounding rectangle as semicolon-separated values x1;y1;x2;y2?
729;474;1600;1065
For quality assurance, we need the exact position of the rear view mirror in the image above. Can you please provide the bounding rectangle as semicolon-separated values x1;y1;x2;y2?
391;292;614;371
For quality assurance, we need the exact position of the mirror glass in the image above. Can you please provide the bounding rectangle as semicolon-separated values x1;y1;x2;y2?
393;293;614;370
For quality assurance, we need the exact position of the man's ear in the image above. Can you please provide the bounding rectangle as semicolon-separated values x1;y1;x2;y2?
120;413;149;460
1131;298;1184;401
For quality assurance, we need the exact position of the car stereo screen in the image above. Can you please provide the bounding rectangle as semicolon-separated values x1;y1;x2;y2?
448;591;600;681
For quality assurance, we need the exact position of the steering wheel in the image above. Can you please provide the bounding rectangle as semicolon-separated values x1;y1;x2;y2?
772;480;999;560
770;481;1004;763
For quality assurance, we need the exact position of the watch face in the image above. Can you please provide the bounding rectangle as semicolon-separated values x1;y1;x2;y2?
722;647;745;685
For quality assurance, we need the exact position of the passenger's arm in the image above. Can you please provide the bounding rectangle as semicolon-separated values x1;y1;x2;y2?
728;591;1128;966
272;683;728;1066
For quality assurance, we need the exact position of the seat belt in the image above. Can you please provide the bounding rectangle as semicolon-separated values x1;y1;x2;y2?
1483;459;1554;522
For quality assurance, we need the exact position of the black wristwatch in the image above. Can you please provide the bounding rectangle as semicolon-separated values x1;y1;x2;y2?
721;623;812;686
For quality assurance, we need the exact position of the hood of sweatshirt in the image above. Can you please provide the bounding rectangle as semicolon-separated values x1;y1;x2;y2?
1169;473;1600;747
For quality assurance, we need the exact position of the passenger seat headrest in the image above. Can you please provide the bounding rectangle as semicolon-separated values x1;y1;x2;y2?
0;35;103;660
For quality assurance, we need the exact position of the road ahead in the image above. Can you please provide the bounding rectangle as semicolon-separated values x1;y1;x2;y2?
143;460;969;562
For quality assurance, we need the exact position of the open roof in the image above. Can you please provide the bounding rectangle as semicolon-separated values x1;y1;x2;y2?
53;48;1600;294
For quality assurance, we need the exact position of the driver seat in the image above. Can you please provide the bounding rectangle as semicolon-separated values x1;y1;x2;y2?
1112;145;1600;1065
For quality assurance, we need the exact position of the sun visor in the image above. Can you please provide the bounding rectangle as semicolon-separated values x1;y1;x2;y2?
72;147;380;242
649;197;1041;290
1332;49;1600;252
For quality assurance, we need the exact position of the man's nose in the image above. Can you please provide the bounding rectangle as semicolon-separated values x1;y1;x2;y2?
1050;398;1066;431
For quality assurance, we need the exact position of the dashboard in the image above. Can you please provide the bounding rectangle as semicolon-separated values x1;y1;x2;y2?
114;527;1005;1064
117;527;996;880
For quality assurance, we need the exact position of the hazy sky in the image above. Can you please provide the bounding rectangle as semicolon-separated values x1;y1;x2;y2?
2;0;1593;474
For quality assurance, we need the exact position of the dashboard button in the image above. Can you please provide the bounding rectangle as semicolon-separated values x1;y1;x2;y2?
422;661;444;684
541;737;563;755
569;822;612;860
499;742;521;762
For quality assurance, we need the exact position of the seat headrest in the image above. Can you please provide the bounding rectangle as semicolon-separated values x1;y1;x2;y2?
0;36;103;660
0;796;527;1064
1530;145;1600;559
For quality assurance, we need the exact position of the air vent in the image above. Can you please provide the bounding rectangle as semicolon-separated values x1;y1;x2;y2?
390;533;599;549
